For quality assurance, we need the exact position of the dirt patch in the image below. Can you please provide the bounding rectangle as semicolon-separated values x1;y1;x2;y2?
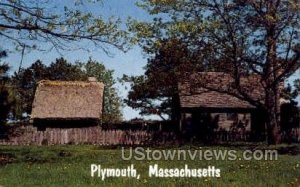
0;152;16;165
58;150;72;157
24;155;57;164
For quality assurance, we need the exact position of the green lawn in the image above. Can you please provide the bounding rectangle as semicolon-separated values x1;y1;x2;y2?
0;144;299;187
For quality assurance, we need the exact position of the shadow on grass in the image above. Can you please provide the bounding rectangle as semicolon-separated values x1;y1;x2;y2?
277;146;300;155
0;146;75;166
90;142;300;156
0;152;16;165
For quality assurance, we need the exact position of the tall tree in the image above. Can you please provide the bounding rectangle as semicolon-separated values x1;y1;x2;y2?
130;0;300;144
84;59;123;123
0;50;13;125
122;38;199;120
12;58;122;123
0;0;129;54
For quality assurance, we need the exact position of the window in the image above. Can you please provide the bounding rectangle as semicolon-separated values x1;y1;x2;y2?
227;113;238;121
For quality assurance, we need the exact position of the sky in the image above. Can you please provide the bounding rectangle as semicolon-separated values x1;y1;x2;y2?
3;0;300;120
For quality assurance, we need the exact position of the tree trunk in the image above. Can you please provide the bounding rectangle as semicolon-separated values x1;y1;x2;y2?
264;5;281;144
171;95;181;121
266;109;281;144
265;86;281;144
264;46;281;144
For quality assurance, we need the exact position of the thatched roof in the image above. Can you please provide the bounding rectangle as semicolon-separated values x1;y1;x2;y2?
31;80;104;119
178;72;265;109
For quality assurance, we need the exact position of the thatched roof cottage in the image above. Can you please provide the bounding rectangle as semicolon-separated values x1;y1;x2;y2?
31;78;104;129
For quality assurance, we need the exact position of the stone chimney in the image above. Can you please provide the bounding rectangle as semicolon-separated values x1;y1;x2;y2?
88;77;97;82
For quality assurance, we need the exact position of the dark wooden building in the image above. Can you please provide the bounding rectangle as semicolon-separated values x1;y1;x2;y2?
177;72;275;141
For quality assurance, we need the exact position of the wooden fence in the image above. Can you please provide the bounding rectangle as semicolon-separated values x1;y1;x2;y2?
0;126;178;146
0;126;299;145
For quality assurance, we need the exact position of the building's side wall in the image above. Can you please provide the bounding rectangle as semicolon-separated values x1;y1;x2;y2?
33;119;100;130
212;113;251;131
181;112;251;132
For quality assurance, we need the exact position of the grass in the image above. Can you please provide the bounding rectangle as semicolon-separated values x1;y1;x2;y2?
0;144;299;187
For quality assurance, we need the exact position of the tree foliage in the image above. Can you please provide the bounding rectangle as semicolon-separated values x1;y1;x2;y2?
282;79;300;104
85;59;123;123
0;0;130;54
122;38;201;120
130;0;300;143
0;50;13;125
12;58;122;123
294;79;300;92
